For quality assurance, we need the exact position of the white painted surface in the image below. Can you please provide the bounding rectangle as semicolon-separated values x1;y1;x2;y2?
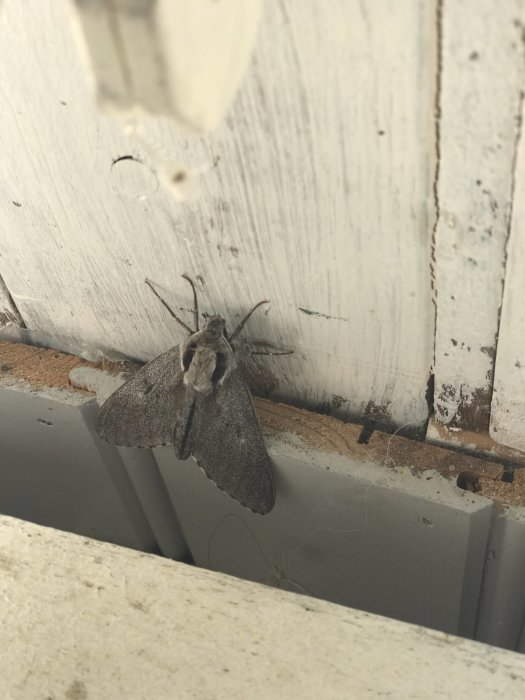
490;92;525;449
69;0;263;131
1;515;524;699
0;0;435;428
434;0;525;430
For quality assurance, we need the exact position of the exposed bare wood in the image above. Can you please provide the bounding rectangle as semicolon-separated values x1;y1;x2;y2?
0;341;98;394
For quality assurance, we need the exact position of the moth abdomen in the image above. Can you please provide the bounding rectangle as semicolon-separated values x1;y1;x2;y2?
173;397;197;460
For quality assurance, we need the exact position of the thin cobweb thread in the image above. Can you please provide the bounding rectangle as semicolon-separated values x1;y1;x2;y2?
207;421;417;592
273;419;419;583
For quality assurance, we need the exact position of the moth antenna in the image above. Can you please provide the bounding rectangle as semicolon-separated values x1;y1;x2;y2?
229;300;270;342
145;278;195;335
182;273;199;332
250;350;294;357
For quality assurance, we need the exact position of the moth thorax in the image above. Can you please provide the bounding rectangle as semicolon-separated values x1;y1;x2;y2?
181;343;235;394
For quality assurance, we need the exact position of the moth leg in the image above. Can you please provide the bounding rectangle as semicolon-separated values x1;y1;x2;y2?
229;300;269;342
182;273;199;332
145;278;194;335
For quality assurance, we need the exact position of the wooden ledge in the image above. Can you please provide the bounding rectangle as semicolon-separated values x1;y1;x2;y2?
1;339;523;507
1;515;524;699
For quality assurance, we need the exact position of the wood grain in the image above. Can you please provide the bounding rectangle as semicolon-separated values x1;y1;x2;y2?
0;0;436;429
433;0;525;431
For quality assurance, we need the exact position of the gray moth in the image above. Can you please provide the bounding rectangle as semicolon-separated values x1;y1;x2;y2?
96;276;276;515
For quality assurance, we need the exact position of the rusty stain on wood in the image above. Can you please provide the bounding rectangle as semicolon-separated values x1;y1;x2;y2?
436;384;492;432
428;417;525;467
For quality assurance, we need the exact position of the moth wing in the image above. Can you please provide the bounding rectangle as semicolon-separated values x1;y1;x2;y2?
190;370;276;514
97;345;190;448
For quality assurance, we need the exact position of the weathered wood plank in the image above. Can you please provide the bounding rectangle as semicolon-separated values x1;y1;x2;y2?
0;0;435;428
2;515;525;699
433;0;525;431
490;91;525;450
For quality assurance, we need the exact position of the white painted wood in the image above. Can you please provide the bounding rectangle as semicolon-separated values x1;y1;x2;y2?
433;0;525;431
68;0;263;132
0;0;436;428
490;93;525;450
1;515;524;699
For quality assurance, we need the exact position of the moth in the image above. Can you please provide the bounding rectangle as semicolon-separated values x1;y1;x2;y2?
96;275;276;515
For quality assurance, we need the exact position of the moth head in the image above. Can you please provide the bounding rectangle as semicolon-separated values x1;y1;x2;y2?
181;315;235;394
203;315;226;337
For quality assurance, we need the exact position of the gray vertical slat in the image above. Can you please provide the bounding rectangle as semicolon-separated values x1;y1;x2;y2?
475;504;525;651
117;445;190;560
0;384;156;551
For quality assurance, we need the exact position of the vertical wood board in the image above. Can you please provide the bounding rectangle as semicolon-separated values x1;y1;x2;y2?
433;0;525;431
490;92;525;450
0;0;436;427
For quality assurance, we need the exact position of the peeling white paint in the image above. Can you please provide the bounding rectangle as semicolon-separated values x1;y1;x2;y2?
434;0;525;430
490;87;525;450
0;0;436;428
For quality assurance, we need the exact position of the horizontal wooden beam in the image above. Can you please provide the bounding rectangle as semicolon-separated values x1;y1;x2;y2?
1;514;524;698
